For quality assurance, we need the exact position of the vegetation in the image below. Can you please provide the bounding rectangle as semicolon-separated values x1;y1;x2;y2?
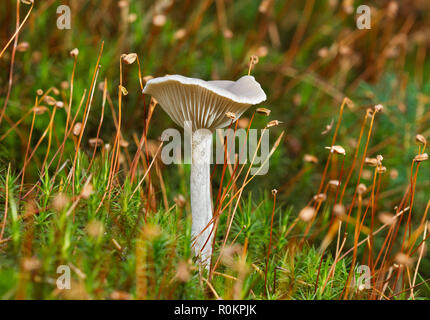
0;0;429;300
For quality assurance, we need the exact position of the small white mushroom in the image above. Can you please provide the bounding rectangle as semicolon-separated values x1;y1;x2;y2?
143;74;266;267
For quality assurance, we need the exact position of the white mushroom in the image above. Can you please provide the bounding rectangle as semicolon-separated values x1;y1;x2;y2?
143;74;266;267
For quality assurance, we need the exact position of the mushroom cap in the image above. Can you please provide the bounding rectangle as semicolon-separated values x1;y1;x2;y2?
143;74;266;131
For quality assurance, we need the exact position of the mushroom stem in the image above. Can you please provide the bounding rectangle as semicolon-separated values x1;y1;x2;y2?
190;129;214;267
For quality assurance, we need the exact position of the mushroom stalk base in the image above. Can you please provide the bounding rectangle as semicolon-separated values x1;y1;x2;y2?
190;130;213;267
